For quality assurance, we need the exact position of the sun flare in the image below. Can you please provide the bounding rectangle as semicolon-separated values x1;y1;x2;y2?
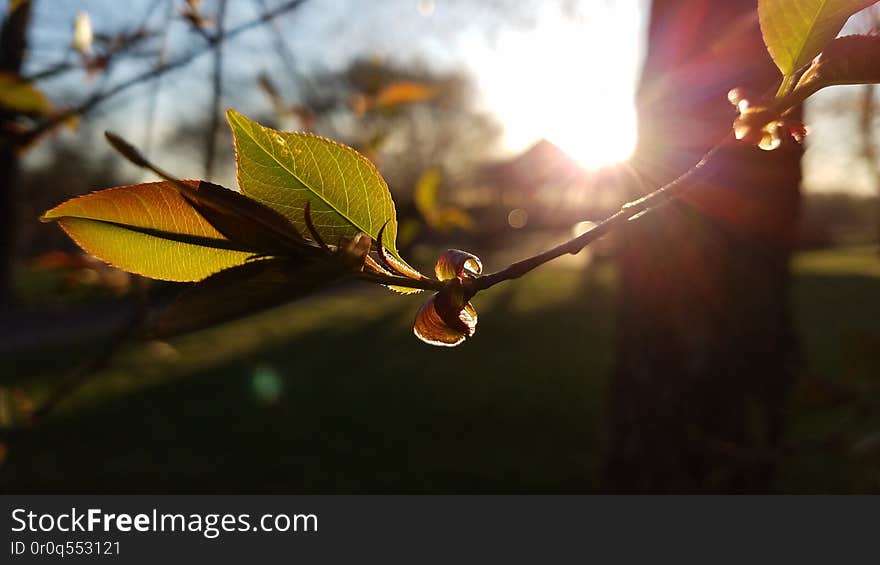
476;2;643;169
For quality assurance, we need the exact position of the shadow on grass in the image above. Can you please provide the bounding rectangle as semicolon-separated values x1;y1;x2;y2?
2;261;878;493
0;267;615;493
775;272;880;494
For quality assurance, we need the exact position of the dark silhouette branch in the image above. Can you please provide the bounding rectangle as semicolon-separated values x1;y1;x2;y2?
204;0;228;178
0;0;30;72
0;0;33;305
255;0;315;93
142;0;177;156
473;140;729;291
16;0;308;147
22;0;166;83
22;59;75;82
350;138;732;295
357;271;444;292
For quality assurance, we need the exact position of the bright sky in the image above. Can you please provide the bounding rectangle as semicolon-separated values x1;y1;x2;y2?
18;0;880;195
464;1;644;168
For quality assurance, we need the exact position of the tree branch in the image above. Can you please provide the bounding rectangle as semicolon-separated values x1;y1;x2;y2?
17;0;308;146
204;0;228;178
142;0;177;157
474;139;730;291
357;270;444;292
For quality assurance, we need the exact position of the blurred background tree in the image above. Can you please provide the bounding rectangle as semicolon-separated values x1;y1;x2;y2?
1;0;34;306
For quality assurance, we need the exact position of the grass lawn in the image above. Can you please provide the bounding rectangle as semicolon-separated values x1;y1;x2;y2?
1;246;878;492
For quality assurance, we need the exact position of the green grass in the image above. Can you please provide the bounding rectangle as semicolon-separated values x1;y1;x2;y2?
780;245;880;493
1;246;878;493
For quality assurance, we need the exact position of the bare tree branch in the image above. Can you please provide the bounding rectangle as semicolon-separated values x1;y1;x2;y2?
255;0;313;92
473;139;730;291
17;0;308;147
204;0;228;178
22;0;166;83
143;0;177;157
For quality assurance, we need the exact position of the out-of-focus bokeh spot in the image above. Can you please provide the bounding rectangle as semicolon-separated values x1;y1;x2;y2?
507;208;528;229
251;363;284;405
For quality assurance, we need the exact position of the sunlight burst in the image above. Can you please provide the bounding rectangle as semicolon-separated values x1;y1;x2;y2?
476;2;643;169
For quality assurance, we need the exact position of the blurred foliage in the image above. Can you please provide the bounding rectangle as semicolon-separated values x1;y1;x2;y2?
32;251;131;297
413;167;474;234
798;192;879;248
350;80;436;116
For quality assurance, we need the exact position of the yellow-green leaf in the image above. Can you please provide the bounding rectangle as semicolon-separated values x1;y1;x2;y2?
226;109;423;280
414;167;473;233
41;181;253;282
414;167;441;216
758;0;878;90
0;71;51;115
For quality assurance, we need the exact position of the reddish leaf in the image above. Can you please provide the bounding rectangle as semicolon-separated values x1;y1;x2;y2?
413;292;478;347
434;249;482;281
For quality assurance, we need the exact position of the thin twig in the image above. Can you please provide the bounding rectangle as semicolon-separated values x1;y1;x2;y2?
255;0;313;91
357;271;444;292
22;0;165;83
474;139;730;291
22;59;74;81
142;0;176;157
17;0;308;146
354;137;732;295
204;0;228;178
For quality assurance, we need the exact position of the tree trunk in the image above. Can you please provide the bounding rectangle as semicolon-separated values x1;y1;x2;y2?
0;0;32;308
604;0;802;492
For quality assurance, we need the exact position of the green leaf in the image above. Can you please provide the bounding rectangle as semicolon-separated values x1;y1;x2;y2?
226;109;424;281
758;0;878;91
414;167;473;233
41;181;254;282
